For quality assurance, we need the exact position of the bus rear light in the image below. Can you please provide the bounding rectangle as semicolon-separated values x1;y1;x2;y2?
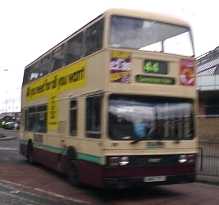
179;59;195;86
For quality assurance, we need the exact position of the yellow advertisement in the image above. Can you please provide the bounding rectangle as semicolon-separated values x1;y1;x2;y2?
26;60;86;101
47;94;58;131
110;71;130;82
111;51;131;59
25;60;86;131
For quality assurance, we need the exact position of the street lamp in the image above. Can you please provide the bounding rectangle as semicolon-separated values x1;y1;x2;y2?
0;68;9;114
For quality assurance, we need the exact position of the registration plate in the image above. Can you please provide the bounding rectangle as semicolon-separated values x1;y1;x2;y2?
144;176;166;182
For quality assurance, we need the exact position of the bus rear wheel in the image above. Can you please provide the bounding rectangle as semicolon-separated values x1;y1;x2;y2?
26;142;35;164
68;162;80;186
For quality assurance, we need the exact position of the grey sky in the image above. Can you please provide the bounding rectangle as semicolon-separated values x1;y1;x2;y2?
0;0;218;112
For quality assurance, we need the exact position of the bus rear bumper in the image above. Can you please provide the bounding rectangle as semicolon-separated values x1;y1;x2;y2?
103;174;196;189
78;157;196;188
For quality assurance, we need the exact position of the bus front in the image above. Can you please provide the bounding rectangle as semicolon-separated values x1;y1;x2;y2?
103;11;198;188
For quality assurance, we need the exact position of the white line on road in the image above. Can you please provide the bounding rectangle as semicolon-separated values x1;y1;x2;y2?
34;188;91;204
0;147;18;151
0;179;91;205
0;189;40;205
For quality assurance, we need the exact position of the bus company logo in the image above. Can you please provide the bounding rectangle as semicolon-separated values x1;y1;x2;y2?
26;60;86;100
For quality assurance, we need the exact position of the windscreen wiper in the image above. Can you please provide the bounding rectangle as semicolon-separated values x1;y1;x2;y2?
130;137;145;144
130;127;154;144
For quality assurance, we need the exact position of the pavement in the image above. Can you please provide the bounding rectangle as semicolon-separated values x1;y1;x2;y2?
0;135;16;140
0;128;17;141
197;175;219;185
0;128;84;204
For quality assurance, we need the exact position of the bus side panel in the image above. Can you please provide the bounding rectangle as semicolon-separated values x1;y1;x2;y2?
78;160;104;188
20;141;62;172
33;148;60;171
20;141;104;187
31;147;106;188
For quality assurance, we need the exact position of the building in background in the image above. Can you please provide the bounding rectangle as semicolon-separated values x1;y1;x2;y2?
197;46;219;140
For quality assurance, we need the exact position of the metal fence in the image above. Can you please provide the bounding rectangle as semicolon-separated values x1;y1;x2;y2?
197;140;219;177
197;74;219;91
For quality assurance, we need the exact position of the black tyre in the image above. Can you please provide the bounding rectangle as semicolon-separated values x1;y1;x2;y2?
68;162;80;186
26;142;35;164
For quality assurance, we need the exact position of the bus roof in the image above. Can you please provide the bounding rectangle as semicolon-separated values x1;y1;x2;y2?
25;8;190;70
104;8;190;27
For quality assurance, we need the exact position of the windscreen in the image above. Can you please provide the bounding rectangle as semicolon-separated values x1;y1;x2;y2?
110;16;194;56
108;95;194;141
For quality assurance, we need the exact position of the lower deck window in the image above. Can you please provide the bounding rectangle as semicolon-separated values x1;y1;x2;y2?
25;105;47;133
86;95;102;138
70;100;77;136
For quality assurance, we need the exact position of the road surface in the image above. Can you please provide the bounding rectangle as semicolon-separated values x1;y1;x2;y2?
0;128;219;205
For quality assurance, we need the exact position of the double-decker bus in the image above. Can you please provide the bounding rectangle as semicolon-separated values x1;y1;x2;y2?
20;9;198;188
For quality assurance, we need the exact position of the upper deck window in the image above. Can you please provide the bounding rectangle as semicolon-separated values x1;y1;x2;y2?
85;19;104;56
23;18;104;85
110;16;194;56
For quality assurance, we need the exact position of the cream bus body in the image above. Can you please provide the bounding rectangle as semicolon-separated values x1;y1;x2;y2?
20;9;198;188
